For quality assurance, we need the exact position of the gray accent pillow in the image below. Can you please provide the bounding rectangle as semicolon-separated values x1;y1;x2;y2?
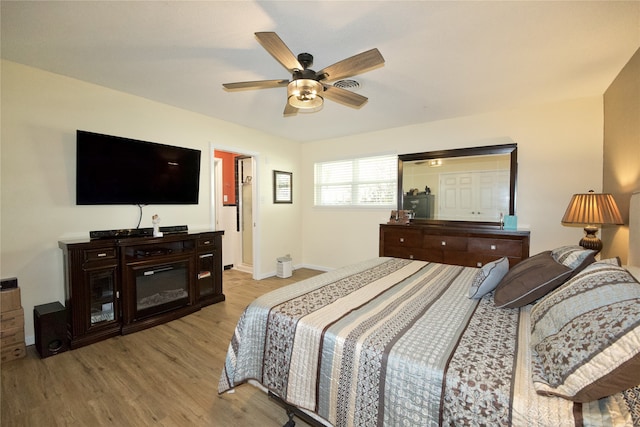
468;257;509;299
494;251;572;308
551;245;596;274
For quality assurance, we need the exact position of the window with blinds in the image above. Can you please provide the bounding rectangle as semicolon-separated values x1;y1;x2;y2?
314;154;397;207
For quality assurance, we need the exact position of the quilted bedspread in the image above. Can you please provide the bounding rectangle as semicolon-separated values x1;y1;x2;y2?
218;258;639;426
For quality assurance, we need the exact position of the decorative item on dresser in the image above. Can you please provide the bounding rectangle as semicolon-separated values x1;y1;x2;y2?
59;230;224;349
379;223;530;267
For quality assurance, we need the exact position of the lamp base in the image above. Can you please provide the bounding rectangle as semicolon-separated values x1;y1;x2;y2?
578;225;602;254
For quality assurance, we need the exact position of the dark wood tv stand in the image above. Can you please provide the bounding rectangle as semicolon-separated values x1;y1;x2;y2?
59;230;224;349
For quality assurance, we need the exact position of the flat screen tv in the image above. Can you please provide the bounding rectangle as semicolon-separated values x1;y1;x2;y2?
76;130;201;205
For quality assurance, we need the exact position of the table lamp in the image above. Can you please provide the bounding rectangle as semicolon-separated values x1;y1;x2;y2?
561;190;623;253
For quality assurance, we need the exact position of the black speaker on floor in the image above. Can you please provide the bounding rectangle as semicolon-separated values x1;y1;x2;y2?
34;302;69;358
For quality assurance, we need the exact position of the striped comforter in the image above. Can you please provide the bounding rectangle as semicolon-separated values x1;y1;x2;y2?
218;257;639;426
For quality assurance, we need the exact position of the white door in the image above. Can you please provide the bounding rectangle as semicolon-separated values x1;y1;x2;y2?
439;170;509;221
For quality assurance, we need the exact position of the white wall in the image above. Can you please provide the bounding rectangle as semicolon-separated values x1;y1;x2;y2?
1;60;303;343
301;97;605;269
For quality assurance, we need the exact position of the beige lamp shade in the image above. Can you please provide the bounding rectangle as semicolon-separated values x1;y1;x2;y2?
562;191;623;225
561;190;623;253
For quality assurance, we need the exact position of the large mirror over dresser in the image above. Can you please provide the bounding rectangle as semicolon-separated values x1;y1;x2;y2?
381;143;530;268
398;144;517;223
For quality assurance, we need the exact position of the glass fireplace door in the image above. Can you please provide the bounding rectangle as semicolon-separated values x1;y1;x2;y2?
134;259;189;319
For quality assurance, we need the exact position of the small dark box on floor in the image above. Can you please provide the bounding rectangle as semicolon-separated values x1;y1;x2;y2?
1;277;18;290
34;302;69;358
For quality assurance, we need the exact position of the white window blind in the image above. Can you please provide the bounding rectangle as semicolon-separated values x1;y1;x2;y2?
314;154;397;207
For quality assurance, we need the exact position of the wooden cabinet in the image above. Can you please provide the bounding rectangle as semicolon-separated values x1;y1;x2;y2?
60;240;122;348
380;224;529;268
59;230;224;349
196;232;224;307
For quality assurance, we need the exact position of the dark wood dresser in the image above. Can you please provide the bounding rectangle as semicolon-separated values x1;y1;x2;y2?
379;224;530;268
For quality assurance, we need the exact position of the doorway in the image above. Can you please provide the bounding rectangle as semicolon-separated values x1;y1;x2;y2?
212;146;259;279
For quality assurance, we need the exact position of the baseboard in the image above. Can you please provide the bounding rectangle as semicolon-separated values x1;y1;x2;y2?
297;263;331;272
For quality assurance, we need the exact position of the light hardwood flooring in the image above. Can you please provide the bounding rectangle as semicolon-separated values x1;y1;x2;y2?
1;268;323;427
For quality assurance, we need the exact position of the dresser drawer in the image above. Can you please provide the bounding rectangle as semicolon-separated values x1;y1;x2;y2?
468;238;523;257
383;228;423;248
443;251;476;267
84;248;117;261
197;236;218;250
383;246;427;261
423;235;468;251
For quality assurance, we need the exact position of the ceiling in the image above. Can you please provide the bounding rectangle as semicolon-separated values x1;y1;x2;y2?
2;1;639;143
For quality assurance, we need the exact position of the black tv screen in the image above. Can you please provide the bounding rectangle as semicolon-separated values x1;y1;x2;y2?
76;130;201;205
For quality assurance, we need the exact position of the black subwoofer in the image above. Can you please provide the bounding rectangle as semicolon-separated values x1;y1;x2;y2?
34;302;68;358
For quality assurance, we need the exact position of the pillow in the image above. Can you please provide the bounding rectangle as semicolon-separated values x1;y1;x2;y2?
551;245;596;273
493;251;573;308
530;261;640;402
468;257;509;299
597;256;622;266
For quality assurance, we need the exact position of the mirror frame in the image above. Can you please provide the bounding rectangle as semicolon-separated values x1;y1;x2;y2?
398;143;517;227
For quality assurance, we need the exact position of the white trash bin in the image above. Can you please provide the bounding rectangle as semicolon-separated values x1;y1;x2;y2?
276;256;292;278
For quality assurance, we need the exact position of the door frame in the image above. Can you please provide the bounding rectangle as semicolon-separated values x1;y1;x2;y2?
210;143;261;280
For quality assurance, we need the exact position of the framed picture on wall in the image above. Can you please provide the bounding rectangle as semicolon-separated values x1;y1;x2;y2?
273;170;292;204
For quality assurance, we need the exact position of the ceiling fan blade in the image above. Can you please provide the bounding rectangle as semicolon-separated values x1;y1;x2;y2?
316;48;385;82
322;85;368;108
255;32;304;72
222;79;289;91
283;102;298;117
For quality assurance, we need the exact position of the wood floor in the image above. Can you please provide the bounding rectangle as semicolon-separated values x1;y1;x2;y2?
1;268;323;427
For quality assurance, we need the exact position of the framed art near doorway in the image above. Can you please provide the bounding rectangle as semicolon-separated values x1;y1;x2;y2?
273;170;292;204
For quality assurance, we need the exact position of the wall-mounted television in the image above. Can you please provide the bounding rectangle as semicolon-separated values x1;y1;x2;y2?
76;130;201;205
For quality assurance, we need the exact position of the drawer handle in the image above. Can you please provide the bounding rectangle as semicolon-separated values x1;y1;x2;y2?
477;262;483;267
409;254;414;259
97;253;107;257
490;245;497;250
399;238;404;243
203;240;211;245
441;241;446;246
199;253;213;259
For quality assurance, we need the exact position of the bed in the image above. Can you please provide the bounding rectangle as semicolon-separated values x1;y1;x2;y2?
219;193;640;427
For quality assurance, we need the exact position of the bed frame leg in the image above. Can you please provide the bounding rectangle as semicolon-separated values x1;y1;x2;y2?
283;411;296;427
269;391;323;427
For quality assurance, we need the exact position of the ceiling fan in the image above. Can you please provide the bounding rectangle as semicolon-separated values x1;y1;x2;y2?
222;32;385;116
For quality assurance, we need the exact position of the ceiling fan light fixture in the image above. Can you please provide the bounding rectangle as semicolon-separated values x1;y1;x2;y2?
287;79;324;109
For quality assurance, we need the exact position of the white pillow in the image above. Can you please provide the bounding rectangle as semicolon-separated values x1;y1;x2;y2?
468;257;509;299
